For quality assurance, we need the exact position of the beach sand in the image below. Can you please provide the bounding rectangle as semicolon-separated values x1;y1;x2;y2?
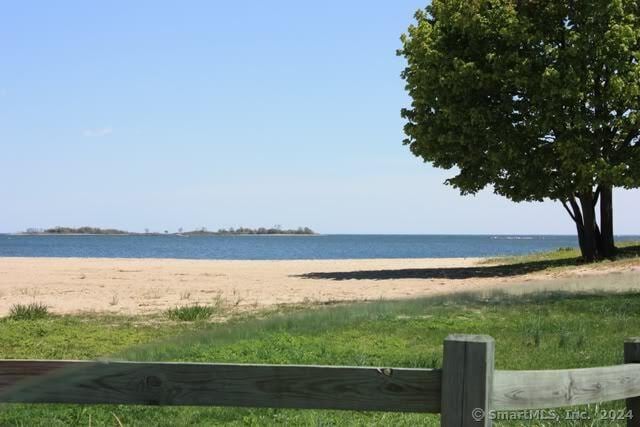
0;257;638;316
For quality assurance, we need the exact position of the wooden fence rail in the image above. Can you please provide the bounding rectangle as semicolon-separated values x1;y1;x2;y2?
1;335;640;426
0;360;441;413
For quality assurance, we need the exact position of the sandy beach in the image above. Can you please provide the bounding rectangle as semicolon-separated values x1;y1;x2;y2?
1;256;639;316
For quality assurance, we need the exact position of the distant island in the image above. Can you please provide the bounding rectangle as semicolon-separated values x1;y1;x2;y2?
24;227;129;235
21;226;316;236
183;227;315;236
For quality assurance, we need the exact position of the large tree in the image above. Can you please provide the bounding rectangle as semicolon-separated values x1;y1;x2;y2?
399;0;640;261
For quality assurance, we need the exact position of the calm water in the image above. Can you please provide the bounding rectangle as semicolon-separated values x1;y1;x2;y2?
0;234;638;260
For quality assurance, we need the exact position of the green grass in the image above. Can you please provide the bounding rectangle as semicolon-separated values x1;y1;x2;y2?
484;245;586;265
165;304;219;322
480;241;640;272
0;314;183;360
7;302;50;321
2;288;640;426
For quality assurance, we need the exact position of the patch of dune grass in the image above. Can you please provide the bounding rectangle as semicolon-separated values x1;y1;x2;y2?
166;304;218;321
7;302;49;320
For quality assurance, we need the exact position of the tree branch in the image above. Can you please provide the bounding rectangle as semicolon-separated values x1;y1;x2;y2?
562;200;577;222
593;185;601;208
568;196;584;229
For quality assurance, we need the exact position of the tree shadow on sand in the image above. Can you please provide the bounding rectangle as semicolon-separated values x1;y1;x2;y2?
295;245;640;281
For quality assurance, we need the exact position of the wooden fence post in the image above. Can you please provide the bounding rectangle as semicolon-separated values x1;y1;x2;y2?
625;338;640;427
441;334;495;427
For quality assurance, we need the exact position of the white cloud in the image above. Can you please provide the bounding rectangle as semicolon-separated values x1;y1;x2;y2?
82;127;113;137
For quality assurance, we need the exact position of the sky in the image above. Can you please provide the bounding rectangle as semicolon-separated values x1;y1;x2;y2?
1;1;638;235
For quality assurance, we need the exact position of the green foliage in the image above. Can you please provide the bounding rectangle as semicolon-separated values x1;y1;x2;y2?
7;303;49;320
186;226;316;236
165;304;218;321
2;290;640;425
40;226;128;235
398;0;640;201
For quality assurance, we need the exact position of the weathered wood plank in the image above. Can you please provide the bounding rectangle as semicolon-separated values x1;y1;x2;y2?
0;360;441;413
0;360;69;391
492;364;640;410
625;338;640;427
441;334;495;426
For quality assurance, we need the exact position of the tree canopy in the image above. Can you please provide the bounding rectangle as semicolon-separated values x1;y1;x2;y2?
399;0;640;261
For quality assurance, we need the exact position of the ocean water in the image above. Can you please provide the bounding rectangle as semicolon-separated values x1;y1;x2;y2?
0;234;638;260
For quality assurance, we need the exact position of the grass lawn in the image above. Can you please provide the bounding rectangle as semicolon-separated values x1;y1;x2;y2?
482;241;640;269
2;288;640;426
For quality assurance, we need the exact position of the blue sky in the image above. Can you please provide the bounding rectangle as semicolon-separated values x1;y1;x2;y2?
1;1;638;234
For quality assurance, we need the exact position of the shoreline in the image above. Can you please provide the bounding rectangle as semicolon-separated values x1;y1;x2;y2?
0;257;481;316
7;233;320;237
1;256;638;317
0;255;483;262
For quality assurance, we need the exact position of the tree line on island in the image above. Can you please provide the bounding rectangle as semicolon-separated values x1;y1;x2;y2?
23;226;316;236
184;226;315;236
25;227;129;235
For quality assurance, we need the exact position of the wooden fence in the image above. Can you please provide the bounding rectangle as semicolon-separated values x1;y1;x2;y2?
1;335;640;426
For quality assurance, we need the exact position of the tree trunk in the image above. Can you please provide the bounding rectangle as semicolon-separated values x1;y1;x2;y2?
599;185;616;258
567;198;587;257
578;191;598;262
595;223;603;255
